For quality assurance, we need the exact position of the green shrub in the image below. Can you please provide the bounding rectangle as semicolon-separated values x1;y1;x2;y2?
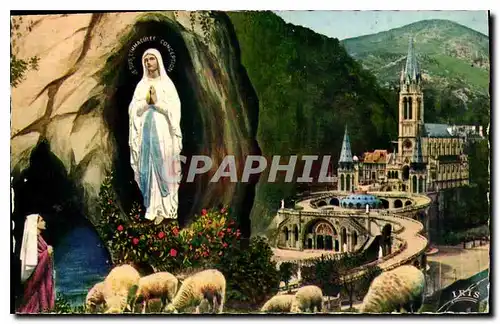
50;293;85;314
216;236;280;307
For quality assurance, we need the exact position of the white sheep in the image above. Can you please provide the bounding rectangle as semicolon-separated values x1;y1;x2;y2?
102;264;141;313
359;265;425;314
135;271;179;313
165;269;226;314
260;294;295;313
290;285;323;313
85;281;105;312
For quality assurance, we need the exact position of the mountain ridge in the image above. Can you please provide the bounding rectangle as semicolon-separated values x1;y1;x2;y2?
344;19;488;42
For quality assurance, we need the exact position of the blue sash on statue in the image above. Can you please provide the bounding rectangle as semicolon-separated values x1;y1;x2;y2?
139;106;170;207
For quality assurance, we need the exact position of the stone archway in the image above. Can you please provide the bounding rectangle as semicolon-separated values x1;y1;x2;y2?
405;200;412;206
394;199;403;208
402;165;410;181
341;227;348;252
380;199;389;209
317;200;327;207
352;231;358;250
283;226;289;244
330;197;340;206
325;236;333;250
304;219;338;251
381;223;392;256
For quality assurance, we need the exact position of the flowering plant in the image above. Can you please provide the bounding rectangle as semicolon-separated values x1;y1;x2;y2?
97;173;239;273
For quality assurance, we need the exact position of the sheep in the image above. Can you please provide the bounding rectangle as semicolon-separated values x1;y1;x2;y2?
260;294;295;313
290;285;323;313
85;281;105;312
165;269;226;314
102;264;141;314
135;271;179;314
359;265;425;314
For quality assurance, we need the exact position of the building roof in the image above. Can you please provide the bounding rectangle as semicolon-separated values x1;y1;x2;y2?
341;194;382;209
424;123;455;138
362;150;388;164
339;126;353;164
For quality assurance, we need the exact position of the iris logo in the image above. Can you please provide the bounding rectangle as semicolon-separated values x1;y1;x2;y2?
451;289;481;303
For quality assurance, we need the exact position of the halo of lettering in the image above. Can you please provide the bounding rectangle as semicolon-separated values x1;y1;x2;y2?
128;36;176;74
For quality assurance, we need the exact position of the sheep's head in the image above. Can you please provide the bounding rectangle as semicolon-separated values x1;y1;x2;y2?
86;301;96;313
165;304;178;313
104;306;123;314
290;302;302;313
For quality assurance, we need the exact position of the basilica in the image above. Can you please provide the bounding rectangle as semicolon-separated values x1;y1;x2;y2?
337;38;484;194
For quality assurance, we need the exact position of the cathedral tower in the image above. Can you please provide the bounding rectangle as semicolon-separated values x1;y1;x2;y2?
398;37;425;164
338;126;357;192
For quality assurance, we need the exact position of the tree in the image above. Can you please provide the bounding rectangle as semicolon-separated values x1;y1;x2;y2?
11;16;39;88
354;265;383;302
279;262;294;291
338;253;363;308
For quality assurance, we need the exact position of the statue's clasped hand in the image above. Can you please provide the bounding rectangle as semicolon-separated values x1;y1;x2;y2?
147;85;158;105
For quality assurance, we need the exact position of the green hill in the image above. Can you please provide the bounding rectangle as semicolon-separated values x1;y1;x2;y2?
341;19;490;128
341;19;489;93
227;11;399;234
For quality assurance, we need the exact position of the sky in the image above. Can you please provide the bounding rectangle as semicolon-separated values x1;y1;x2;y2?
274;11;489;40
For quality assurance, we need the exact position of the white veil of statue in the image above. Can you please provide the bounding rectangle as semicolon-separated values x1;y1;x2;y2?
128;48;183;223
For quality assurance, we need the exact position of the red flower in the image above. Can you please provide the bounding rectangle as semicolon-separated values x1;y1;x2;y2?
132;238;139;245
222;242;228;248
202;251;209;257
172;227;179;237
226;228;232;233
135;214;140;220
170;248;178;257
117;225;124;232
221;207;227;213
158;231;165;239
201;209;207;216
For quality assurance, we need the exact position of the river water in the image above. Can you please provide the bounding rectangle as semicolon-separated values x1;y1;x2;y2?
53;224;112;306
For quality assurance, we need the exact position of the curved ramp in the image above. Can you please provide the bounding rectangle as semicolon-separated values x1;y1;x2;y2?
274;190;430;289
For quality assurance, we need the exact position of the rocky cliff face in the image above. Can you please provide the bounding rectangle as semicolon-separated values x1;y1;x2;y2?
10;11;259;240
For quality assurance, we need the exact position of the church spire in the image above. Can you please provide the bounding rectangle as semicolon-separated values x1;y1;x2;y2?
339;125;353;165
404;36;421;84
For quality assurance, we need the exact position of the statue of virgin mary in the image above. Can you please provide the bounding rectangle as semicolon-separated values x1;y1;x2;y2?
128;48;183;224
